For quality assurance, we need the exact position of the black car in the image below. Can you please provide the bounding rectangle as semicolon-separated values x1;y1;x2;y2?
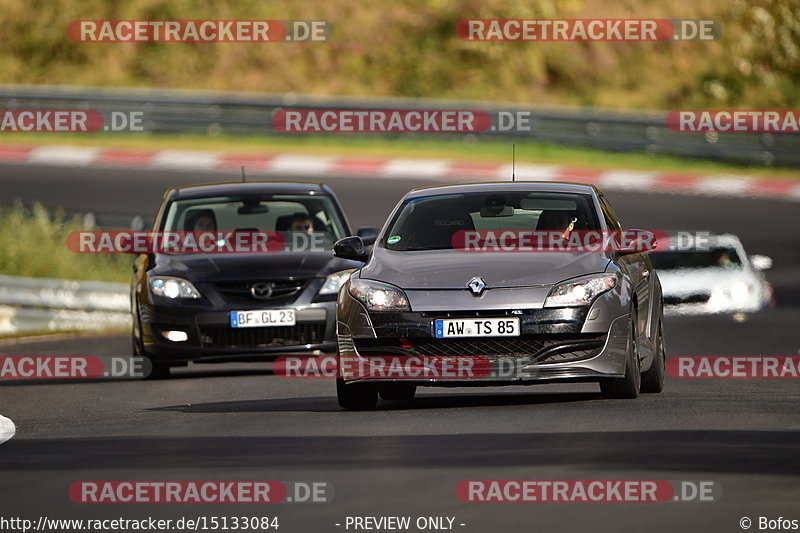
131;181;376;377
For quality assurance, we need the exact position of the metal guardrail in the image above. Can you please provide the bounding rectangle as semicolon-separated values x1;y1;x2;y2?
1;85;799;167
0;274;129;336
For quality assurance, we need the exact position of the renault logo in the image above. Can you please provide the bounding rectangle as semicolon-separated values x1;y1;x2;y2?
467;277;486;295
250;282;274;299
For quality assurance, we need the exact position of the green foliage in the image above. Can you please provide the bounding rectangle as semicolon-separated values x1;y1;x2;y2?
0;0;797;109
0;201;131;282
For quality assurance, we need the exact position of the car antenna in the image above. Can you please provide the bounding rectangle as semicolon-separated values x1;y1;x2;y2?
512;144;516;182
241;166;246;182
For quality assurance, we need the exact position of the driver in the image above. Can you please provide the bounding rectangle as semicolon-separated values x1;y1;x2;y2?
288;213;314;235
537;210;576;240
712;249;734;269
185;209;217;232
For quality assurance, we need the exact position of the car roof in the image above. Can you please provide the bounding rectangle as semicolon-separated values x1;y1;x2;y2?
711;234;743;247
404;181;601;199
167;181;331;200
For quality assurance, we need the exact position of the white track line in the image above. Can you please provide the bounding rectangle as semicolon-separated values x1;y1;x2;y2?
496;163;560;180
2;144;799;201
28;146;100;167
268;154;335;174
381;158;450;178
150;150;220;170
0;414;15;445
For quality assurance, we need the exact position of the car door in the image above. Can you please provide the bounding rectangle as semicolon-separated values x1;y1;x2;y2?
598;193;656;357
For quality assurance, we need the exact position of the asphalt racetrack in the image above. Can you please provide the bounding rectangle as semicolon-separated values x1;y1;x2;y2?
1;162;799;532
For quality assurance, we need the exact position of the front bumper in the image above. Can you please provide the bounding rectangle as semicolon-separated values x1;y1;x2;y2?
663;296;765;316
140;301;337;362
337;305;630;386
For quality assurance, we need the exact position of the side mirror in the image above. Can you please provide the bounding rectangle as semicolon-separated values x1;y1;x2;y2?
750;254;772;271
617;229;658;255
333;236;369;262
356;227;379;246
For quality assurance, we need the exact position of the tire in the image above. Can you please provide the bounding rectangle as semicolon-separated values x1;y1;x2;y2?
133;332;170;380
640;319;666;393
146;361;171;380
337;378;378;410
379;383;417;401
600;313;641;399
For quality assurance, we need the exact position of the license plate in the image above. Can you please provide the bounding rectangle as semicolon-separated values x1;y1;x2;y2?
434;317;520;338
230;309;296;328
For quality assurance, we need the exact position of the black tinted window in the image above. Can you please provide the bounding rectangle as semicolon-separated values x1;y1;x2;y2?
384;191;600;251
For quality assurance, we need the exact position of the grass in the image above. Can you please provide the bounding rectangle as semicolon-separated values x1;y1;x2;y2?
3;131;800;180
0;201;131;283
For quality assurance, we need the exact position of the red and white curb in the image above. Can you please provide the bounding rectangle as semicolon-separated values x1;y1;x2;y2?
0;413;15;445
2;143;799;201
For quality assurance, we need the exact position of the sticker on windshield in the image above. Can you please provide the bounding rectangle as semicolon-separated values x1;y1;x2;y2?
387;235;402;245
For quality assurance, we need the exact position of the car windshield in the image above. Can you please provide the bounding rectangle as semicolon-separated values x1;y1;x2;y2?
649;247;743;270
162;194;347;244
383;191;600;251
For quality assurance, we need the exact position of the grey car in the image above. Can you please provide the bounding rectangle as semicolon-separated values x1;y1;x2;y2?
333;182;665;409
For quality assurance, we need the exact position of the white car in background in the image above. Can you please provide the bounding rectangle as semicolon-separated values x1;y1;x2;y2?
650;234;773;316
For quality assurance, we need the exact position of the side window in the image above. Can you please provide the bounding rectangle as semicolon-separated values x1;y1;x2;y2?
598;196;623;231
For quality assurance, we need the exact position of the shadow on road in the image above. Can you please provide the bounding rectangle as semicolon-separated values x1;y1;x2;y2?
0;366;277;386
2;429;799;476
151;391;603;414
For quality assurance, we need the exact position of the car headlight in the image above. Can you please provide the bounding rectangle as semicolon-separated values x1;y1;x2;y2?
318;269;356;296
544;274;616;307
348;279;410;312
724;282;751;303
150;276;202;299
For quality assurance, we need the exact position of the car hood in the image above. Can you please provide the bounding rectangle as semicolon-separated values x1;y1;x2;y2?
657;268;758;295
153;252;357;281
359;248;611;289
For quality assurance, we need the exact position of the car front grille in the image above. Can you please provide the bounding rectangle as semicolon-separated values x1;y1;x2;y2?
664;293;710;305
354;334;606;363
200;323;326;348
212;279;309;302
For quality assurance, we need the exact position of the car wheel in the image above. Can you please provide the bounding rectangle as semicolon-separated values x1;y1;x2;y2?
640;319;666;393
379;383;417;401
131;333;143;356
600;313;641;399
146;361;171;380
133;332;171;380
337;378;378;410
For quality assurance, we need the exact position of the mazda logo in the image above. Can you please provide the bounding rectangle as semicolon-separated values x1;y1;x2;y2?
250;282;275;299
467;276;486;295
